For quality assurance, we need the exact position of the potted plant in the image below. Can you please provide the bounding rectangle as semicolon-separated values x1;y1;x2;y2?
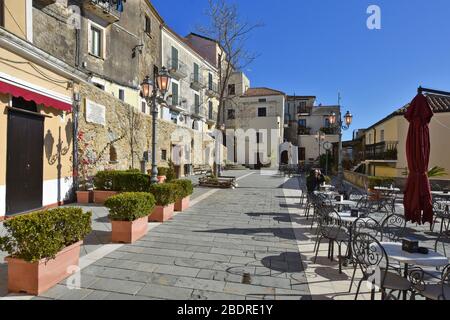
173;180;194;212
76;178;94;204
105;192;155;244
93;171;120;204
148;183;179;222
157;167;168;184
0;208;92;295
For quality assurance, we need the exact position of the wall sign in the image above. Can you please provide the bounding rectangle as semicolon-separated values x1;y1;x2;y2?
85;99;106;126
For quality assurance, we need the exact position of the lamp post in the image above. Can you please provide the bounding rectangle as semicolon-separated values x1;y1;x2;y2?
328;110;353;185
315;131;326;168
141;67;171;184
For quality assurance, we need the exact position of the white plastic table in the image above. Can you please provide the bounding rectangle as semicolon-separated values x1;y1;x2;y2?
380;242;448;268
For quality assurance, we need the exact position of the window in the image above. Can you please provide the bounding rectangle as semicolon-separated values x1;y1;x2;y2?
208;101;213;119
93;82;105;90
299;147;306;161
256;132;263;143
208;73;213;90
194;94;200;114
141;101;146;113
171;82;179;105
380;130;385;142
228;84;236;95
0;0;4;27
324;117;331;128
258;107;267;117
118;89;125;102
161;149;167;161
171;46;179;69
193;63;199;82
144;15;151;35
227;109;235;120
258;98;267;103
298;119;307;128
89;24;103;58
109;145;118;163
297;101;307;113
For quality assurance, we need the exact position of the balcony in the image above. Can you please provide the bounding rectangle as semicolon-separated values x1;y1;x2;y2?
167;96;186;113
297;106;312;116
364;141;398;161
167;59;188;80
298;126;311;135
320;127;339;135
206;112;218;125
190;74;206;91
83;0;123;24
191;106;205;120
206;81;220;98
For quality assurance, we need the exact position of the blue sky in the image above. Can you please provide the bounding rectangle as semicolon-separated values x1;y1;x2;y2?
152;0;450;140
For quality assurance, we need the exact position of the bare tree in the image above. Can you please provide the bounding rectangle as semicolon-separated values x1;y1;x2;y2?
200;0;262;125
199;0;262;174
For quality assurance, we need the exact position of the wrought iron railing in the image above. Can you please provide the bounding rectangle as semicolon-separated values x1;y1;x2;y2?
364;141;398;160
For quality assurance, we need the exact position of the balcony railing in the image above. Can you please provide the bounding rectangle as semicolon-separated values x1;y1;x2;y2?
83;0;122;24
167;58;188;80
297;106;312;115
320;127;339;135
364;141;398;160
206;81;219;98
190;74;206;91
167;96;186;113
192;105;205;120
298;126;311;135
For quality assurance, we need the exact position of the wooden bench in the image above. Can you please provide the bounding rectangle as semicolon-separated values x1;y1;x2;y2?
199;175;237;189
193;165;211;175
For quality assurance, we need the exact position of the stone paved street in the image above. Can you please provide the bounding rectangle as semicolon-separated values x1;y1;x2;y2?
19;171;311;300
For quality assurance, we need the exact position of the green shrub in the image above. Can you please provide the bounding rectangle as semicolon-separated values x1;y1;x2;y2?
105;192;155;222
0;208;92;263
165;160;177;182
158;167;168;176
368;176;395;189
94;170;151;192
172;180;194;199
149;183;180;206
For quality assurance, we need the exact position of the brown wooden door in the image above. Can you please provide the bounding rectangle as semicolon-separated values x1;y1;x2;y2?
6;110;44;215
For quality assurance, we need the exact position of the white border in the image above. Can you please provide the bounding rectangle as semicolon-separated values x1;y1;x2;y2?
0;71;72;105
88;21;106;59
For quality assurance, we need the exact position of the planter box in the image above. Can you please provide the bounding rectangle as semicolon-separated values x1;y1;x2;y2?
174;196;190;212
76;191;92;204
93;190;119;204
111;216;148;244
149;204;174;222
157;176;166;184
5;241;83;296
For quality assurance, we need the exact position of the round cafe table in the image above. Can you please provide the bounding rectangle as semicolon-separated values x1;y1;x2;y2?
379;242;449;300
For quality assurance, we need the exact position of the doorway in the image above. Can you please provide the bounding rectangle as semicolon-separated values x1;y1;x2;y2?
6;98;44;216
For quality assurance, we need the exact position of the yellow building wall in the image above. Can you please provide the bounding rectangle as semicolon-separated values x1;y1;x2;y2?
429;113;450;180
2;0;27;39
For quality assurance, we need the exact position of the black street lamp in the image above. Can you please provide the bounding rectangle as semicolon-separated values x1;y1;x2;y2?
141;67;171;184
328;110;353;185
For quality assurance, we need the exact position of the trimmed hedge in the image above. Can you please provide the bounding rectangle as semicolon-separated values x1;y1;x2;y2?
172;180;194;199
149;183;181;206
368;176;395;189
105;192;156;222
94;170;151;192
0;208;92;263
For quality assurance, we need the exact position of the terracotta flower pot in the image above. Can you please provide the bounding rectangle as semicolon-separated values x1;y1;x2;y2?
93;190;119;204
157;176;166;184
5;241;83;296
76;191;91;204
111;216;148;244
149;204;174;222
174;196;190;212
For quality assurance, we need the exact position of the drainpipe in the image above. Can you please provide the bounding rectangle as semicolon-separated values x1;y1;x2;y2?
72;92;81;200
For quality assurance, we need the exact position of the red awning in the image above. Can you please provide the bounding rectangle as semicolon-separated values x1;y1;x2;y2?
0;80;72;112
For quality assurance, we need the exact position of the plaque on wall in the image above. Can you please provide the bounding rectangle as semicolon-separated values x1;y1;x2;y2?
85;99;106;126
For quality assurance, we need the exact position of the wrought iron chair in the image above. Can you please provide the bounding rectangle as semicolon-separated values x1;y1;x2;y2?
348;217;382;292
313;206;350;274
380;214;407;242
410;265;450;300
352;233;412;300
431;196;450;233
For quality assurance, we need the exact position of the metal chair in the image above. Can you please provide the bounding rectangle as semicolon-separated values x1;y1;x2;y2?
381;214;407;242
352;233;412;300
410;265;450;300
313;206;350;274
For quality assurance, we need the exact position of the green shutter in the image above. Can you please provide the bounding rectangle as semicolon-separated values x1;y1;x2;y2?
194;63;199;82
172;83;178;104
171;47;179;69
